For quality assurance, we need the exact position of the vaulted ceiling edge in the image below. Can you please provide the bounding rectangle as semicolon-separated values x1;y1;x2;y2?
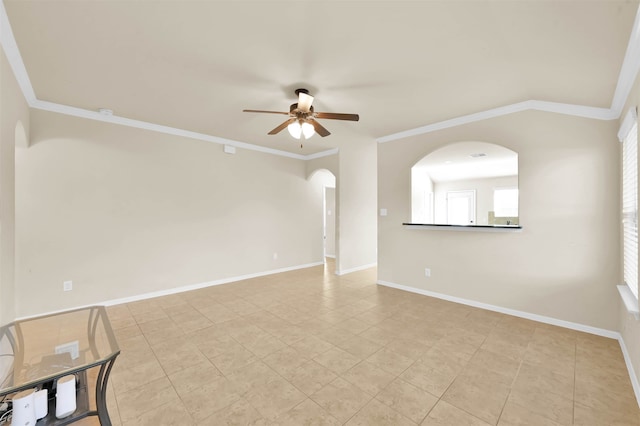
2;2;639;158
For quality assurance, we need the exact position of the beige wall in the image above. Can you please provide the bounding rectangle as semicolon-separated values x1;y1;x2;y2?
337;134;377;273
0;49;30;324
15;110;327;317
378;110;620;330
620;72;640;393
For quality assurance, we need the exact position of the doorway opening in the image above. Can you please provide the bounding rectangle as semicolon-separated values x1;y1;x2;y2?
324;186;336;260
447;190;476;225
308;168;336;269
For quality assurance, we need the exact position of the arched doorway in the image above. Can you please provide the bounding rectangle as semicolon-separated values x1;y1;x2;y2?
308;169;337;269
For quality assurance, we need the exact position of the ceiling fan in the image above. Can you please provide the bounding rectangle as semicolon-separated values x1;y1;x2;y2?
243;88;359;141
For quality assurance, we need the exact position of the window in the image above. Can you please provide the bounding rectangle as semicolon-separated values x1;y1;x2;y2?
494;188;519;217
621;110;638;299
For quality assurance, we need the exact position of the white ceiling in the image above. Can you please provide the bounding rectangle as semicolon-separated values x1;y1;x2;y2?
3;0;639;156
414;141;517;183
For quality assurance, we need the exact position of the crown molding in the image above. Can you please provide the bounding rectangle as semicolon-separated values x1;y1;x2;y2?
2;1;639;151
376;100;617;143
0;2;338;162
0;0;35;103
33;99;341;160
305;147;339;160
31;99;313;160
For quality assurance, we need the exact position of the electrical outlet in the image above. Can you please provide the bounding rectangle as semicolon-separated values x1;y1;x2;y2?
55;340;80;360
63;281;72;291
425;268;431;277
273;252;278;260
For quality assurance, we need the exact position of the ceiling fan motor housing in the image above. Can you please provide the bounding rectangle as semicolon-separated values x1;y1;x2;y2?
290;103;314;117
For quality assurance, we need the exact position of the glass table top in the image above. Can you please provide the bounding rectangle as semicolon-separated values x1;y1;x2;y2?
0;306;119;395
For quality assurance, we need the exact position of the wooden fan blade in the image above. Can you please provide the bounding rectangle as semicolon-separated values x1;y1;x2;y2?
310;120;331;137
314;112;359;121
298;93;314;113
243;109;290;115
268;118;296;135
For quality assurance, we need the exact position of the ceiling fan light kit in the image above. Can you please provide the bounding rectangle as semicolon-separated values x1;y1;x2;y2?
243;88;359;145
288;120;315;140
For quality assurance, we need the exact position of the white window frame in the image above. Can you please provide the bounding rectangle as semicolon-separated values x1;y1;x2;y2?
621;108;638;300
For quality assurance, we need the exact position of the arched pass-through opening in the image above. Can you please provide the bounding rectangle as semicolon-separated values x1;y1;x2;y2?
411;141;519;226
308;169;337;271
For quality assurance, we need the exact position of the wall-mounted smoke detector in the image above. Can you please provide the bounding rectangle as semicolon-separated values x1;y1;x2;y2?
470;153;487;158
98;108;113;116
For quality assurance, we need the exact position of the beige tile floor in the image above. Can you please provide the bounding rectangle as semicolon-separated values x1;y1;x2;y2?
86;261;639;425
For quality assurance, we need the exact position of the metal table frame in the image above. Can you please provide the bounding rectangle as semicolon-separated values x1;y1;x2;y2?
0;306;120;425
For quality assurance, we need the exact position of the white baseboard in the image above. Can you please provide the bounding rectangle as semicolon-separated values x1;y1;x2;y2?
16;261;325;321
376;280;618;338
324;254;336;259
377;279;640;407
618;335;640;408
103;261;325;307
336;262;377;276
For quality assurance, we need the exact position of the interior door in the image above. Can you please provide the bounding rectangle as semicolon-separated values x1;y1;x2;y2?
447;190;476;225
